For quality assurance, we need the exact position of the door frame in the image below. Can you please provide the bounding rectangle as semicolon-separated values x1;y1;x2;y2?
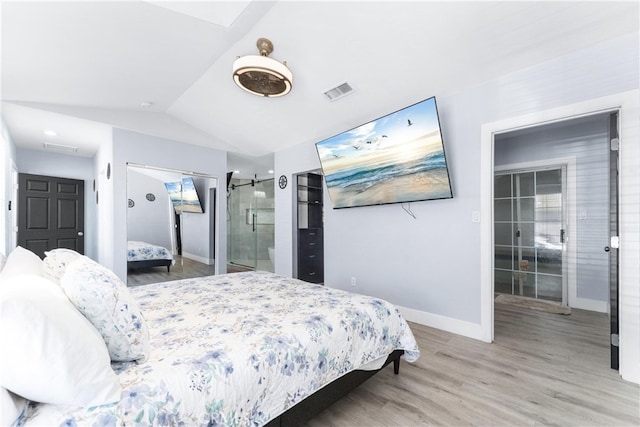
495;158;578;309
480;89;640;383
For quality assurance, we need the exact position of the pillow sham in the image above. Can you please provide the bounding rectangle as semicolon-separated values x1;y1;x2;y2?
0;386;28;426
0;246;42;282
0;274;121;407
42;248;82;284
61;256;150;362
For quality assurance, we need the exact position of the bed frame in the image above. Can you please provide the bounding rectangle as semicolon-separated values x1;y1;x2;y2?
127;259;172;272
265;349;404;426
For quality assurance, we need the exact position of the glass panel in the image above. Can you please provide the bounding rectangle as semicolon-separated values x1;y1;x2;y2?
536;193;561;221
254;179;275;273
494;199;512;222
535;221;562;249
494;269;513;295
495;223;513;246
513;172;534;197
495;245;512;270
513;271;536;297
536;169;562;195
537;274;562;302
514;246;536;272
494;174;512;198
513;197;535;222
537;248;562;275
514;222;535;247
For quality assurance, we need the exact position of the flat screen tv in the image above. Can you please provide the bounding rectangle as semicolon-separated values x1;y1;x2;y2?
164;177;204;214
315;96;453;209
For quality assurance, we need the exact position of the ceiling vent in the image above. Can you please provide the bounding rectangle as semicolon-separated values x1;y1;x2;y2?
323;82;354;101
43;142;78;153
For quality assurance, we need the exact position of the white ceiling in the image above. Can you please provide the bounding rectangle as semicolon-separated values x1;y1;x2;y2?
2;1;638;178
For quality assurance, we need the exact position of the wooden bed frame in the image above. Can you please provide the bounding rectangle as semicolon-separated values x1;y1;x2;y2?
265;349;404;426
127;259;172;272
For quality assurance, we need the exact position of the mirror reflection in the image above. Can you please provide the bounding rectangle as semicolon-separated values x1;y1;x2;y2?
126;164;218;286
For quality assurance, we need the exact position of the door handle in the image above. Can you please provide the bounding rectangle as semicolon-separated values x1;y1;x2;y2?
78;231;84;236
604;246;610;252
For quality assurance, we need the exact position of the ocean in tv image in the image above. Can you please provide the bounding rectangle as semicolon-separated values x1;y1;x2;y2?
164;178;204;213
316;97;452;209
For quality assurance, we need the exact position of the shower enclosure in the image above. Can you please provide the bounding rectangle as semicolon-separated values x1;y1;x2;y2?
227;178;275;272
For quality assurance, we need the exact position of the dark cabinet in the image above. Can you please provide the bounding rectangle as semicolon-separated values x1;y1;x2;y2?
297;173;324;284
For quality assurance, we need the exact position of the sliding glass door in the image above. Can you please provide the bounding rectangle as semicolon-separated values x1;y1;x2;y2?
494;166;567;304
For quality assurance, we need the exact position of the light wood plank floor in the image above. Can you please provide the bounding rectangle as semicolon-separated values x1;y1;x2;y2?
126;256;216;286
307;303;640;426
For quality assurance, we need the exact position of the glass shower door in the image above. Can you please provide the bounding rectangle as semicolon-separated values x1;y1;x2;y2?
227;179;274;272
494;167;566;304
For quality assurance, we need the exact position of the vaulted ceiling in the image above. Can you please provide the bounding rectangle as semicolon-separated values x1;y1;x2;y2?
2;1;638;176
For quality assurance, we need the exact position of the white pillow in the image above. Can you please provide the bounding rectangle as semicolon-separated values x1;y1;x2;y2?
0;386;28;426
61;256;150;362
0;274;122;407
0;252;6;273
0;246;42;281
42;248;82;284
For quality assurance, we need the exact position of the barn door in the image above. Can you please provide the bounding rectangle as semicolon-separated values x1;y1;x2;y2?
18;173;85;258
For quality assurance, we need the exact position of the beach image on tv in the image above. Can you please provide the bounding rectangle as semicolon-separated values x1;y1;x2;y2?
164;178;204;213
316;97;453;209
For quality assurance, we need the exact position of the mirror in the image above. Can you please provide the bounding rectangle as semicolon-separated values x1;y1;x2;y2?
126;164;218;286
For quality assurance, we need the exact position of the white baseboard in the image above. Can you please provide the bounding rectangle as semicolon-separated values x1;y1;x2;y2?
397;305;485;342
572;297;608;313
182;252;215;266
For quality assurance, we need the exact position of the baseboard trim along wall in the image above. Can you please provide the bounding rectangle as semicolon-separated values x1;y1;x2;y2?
397;305;484;341
181;252;215;265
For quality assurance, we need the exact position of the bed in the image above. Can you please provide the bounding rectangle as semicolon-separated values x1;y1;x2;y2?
15;270;420;426
127;240;175;272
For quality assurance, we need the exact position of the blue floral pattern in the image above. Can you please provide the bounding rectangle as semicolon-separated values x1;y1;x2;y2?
20;271;419;426
127;241;174;263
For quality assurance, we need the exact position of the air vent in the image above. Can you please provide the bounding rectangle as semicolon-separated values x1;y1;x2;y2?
323;82;354;101
43;142;78;153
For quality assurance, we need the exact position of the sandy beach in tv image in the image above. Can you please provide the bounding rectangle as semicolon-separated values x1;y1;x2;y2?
316;98;452;209
165;179;203;213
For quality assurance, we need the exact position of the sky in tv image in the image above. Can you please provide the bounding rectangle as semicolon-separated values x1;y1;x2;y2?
164;178;203;213
316;97;452;209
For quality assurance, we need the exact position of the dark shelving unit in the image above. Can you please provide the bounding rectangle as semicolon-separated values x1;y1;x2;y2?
297;173;324;284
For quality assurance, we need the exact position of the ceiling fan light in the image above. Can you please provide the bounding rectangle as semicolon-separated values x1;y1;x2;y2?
232;39;293;97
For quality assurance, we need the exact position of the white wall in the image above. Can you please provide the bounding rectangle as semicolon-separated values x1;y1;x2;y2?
14;147;97;260
112;128;226;281
180;176;217;264
0;119;17;255
275;33;639;381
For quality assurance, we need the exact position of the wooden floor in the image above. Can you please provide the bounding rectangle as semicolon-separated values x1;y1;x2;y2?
306;303;640;426
126;256;216;286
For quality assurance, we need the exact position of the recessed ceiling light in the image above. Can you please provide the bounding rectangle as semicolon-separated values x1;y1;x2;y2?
268;170;274;174
43;130;57;137
140;102;154;108
233;170;240;174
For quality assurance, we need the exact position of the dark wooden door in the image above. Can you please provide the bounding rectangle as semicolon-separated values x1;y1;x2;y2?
18;173;85;259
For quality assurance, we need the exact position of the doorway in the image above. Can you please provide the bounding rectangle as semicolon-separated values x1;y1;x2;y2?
227;177;275;272
491;112;619;368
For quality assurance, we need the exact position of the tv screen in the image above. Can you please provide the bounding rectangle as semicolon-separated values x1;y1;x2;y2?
164;177;204;214
315;96;453;209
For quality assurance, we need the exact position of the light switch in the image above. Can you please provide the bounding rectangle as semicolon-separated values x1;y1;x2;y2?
472;211;480;223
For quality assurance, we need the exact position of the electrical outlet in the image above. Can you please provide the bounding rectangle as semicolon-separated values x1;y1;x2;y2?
472;211;480;223
350;277;356;287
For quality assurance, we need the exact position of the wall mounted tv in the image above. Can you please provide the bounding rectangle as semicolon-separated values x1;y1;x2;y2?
164;177;204;214
315;96;453;209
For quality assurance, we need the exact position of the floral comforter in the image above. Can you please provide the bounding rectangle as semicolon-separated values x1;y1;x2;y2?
127;241;174;263
20;271;420;426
